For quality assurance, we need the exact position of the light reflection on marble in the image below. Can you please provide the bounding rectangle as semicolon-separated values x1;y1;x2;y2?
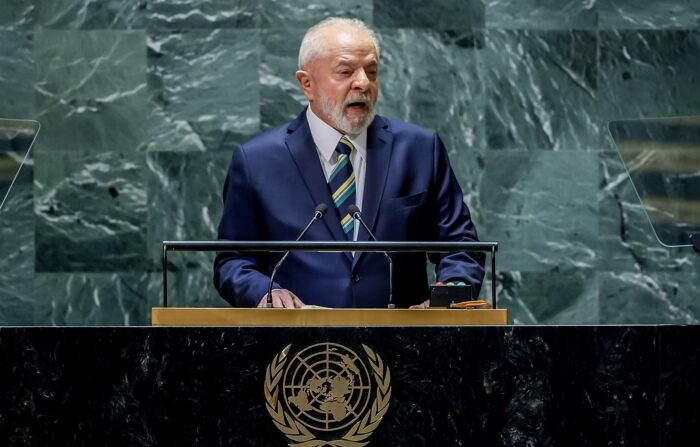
597;151;696;271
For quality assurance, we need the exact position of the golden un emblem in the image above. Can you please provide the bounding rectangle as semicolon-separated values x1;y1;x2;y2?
264;343;391;446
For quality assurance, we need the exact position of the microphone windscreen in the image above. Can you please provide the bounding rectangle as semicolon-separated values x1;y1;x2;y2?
348;204;360;216
315;203;329;216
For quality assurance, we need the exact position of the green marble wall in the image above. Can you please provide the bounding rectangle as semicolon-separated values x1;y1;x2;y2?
1;0;699;325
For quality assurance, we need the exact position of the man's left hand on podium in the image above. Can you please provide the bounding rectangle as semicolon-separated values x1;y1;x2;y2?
257;289;305;308
409;299;430;309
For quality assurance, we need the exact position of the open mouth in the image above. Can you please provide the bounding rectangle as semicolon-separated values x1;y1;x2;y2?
345;100;367;111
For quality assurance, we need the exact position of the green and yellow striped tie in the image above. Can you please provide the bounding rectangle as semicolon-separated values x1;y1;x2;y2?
328;136;356;238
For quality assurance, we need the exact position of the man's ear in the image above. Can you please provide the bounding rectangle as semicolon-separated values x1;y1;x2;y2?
295;70;314;101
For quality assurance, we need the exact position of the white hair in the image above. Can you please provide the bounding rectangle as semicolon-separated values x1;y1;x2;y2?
298;17;380;70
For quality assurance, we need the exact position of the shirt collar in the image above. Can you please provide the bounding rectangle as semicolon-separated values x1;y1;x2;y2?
306;107;367;163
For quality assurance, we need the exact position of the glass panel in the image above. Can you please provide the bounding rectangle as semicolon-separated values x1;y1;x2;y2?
608;116;700;248
0;119;40;211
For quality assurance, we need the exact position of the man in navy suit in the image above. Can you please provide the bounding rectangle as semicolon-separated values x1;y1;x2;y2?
214;17;484;308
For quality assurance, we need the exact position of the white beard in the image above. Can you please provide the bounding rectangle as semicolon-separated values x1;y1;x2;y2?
318;91;377;135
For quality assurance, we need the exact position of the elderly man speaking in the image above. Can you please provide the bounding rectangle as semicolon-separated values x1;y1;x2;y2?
214;17;484;308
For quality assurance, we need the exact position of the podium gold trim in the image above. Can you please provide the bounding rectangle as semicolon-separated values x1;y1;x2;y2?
151;307;508;326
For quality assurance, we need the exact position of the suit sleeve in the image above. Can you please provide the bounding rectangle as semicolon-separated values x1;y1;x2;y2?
213;145;280;307
428;134;486;296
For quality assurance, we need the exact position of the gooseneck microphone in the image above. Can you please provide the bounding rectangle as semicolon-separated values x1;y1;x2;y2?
347;205;394;308
266;203;328;307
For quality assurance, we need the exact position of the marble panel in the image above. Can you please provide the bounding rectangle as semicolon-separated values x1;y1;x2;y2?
259;0;372;29
33;30;147;153
0;31;34;118
145;151;229;270
377;29;485;151
35;0;147;29
259;28;307;130
599;0;700;29
0;0;33;30
33;272;155;326
148;0;258;29
478;151;598;272
485;0;598;30
146;29;259;151
597;151;696;271
0;165;34;325
599;30;700;150
483;30;600;150
599;271;700;324
495;270;599;324
34;151;147;272
374;0;484;29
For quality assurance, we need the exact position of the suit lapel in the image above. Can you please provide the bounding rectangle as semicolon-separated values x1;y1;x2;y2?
285;111;351;255
353;117;393;269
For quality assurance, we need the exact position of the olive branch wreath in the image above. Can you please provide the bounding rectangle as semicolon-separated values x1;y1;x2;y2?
264;344;392;447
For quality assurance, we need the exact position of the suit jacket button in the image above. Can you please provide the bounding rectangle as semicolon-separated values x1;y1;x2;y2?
351;273;360;283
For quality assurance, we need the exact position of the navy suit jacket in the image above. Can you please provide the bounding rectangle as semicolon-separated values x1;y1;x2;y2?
214;110;485;308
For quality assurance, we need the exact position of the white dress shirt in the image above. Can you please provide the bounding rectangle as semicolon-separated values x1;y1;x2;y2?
306;107;367;241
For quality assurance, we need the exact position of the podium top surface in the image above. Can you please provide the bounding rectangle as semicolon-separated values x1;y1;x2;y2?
151;307;508;327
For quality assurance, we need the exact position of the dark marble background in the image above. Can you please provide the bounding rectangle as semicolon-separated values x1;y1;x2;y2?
1;0;700;325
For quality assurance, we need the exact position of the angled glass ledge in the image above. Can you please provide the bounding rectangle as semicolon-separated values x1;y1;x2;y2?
0;119;40;212
608;116;700;249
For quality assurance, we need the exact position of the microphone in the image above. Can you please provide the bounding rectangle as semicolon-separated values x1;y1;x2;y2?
266;203;328;307
347;205;394;308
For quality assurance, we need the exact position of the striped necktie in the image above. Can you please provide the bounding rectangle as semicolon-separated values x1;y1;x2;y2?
328;136;356;239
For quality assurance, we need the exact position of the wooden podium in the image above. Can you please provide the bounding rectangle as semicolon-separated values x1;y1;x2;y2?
151;307;508;326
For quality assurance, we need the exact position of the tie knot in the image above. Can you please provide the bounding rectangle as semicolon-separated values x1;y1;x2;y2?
336;136;353;156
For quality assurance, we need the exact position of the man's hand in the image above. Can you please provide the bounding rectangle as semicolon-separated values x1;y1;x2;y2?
409;299;430;309
257;289;305;308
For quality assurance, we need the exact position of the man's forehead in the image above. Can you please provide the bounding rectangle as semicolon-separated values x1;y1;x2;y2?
333;52;378;66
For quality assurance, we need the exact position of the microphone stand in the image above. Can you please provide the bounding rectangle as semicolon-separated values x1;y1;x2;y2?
348;205;394;308
267;204;328;307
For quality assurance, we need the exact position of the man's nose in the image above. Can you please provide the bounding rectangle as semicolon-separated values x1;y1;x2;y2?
352;69;370;90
